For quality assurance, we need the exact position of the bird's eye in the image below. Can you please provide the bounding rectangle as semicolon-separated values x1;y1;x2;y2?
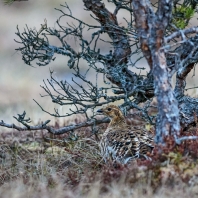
107;108;111;111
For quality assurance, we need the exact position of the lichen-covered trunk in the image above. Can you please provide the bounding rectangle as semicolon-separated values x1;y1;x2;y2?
153;50;180;143
132;0;180;144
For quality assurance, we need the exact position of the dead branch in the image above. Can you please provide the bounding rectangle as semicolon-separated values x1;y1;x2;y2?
1;0;198;144
0;112;110;135
176;136;198;144
165;27;198;43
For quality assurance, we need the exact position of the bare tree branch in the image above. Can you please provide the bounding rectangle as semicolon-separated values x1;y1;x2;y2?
0;112;110;135
1;0;198;145
165;27;198;43
176;136;198;144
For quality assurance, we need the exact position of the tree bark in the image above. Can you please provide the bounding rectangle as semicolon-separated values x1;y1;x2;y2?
132;0;180;143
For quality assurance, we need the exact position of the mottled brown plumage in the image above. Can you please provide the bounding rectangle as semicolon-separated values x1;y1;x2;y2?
97;105;154;164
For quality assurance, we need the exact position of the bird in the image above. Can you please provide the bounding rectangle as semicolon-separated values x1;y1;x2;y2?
97;105;154;164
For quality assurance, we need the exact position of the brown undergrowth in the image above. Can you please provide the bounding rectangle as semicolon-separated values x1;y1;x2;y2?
0;118;198;197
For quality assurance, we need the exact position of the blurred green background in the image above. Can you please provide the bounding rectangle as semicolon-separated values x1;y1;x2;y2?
0;0;197;126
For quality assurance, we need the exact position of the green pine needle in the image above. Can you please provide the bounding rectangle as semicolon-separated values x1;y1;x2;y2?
3;0;15;4
3;0;28;5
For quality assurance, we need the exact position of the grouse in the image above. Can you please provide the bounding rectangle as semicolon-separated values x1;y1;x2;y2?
97;105;154;164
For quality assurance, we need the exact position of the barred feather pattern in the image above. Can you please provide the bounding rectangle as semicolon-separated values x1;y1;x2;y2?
97;105;154;164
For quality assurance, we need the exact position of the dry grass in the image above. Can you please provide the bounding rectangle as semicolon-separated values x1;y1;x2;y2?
0;117;198;198
1;1;198;197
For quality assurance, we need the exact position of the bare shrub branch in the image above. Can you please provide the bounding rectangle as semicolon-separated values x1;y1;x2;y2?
1;0;198;144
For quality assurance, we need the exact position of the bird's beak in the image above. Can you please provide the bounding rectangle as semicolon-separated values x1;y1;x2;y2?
97;108;103;113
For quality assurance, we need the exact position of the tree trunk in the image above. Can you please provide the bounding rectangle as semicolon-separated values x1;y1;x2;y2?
153;50;180;143
132;0;180;143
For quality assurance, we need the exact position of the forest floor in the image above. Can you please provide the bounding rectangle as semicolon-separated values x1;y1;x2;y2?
1;1;198;197
0;117;198;198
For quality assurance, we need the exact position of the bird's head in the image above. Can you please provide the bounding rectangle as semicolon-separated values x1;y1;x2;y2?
97;105;124;120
